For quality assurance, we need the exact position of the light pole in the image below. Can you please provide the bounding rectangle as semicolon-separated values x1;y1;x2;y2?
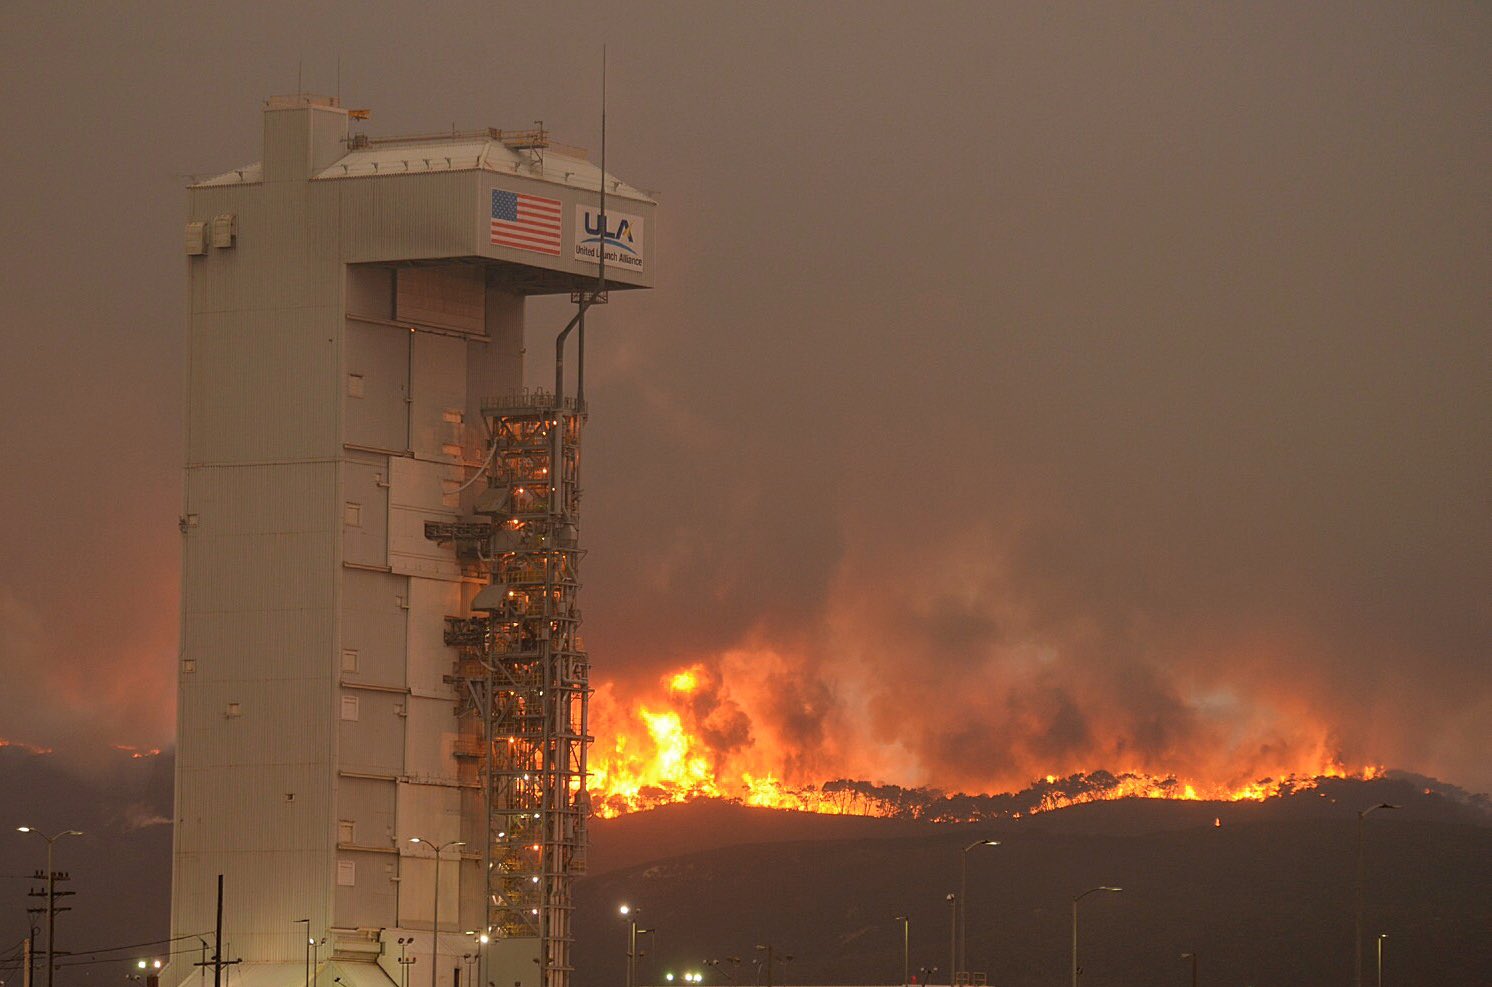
751;946;791;987
892;916;909;987
958;839;998;985
620;905;637;987
471;931;489;987
410;837;466;987
311;937;327;980
1355;803;1398;987
1070;887;1121;987
396;938;416;987
1376;933;1387;987
945;895;956;987
703;958;741;982
294;920;310;987
1180;952;1197;987
17;827;82;987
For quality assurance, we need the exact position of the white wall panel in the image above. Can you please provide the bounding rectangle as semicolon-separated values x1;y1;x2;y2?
346;320;410;452
341;570;408;688
406;577;461;697
342;456;391;568
395;848;463;932
411;332;468;462
334;849;398;930
395;780;464;930
339;688;405;776
403;696;458;784
388;457;462;579
336;776;398;849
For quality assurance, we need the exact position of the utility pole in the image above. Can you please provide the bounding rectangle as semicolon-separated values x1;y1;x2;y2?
19;829;81;987
23;930;35;987
194;876;240;987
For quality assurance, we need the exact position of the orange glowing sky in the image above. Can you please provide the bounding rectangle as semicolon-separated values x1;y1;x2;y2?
0;4;1486;800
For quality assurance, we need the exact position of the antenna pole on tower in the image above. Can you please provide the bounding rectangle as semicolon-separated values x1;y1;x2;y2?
577;47;607;406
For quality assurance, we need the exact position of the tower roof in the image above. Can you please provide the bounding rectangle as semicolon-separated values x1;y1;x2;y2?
194;127;654;204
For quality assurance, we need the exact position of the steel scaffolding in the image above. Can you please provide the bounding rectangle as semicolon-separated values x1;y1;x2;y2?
428;389;590;987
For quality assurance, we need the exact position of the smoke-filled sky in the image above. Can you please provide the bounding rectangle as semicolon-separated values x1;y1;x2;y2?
1;3;1487;793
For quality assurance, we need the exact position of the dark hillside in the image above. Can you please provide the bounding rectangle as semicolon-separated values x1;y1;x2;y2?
576;782;1491;987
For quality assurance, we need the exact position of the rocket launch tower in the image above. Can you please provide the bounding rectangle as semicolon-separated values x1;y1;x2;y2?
172;94;651;987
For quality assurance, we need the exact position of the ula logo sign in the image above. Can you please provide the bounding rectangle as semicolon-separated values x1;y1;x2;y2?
573;206;645;272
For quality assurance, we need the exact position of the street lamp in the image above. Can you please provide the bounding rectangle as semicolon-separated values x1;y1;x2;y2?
396;938;417;987
752;946;789;987
1355;804;1397;987
704;959;741;982
892;916;909;987
620;906;654;987
1376;933;1387;987
958;839;999;985
17;827;83;987
409;837;466;987
294;920;311;987
1180;952;1197;987
945;894;956;987
469;931;490;987
621;905;636;987
1070;887;1122;987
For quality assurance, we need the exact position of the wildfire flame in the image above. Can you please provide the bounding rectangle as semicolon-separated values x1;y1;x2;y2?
587;664;1384;820
112;744;163;759
0;738;54;755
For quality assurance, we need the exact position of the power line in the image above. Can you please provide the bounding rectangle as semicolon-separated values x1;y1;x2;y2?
52;932;215;966
58;943;213;969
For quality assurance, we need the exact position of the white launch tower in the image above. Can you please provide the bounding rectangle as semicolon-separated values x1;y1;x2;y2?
171;95;652;987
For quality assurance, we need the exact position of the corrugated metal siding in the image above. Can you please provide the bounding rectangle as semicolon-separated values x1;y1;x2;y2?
395;266;485;331
262;110;309;182
183;461;335;537
337;172;478;263
186;307;340;464
173;845;332;962
189;184;338;317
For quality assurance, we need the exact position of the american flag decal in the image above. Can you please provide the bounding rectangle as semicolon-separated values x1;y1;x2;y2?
490;189;562;256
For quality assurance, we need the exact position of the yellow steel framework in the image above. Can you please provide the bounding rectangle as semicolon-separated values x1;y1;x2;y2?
428;389;590;987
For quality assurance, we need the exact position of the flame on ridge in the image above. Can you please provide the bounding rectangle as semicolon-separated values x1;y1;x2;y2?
0;738;54;755
112;744;163;759
587;664;1383;820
